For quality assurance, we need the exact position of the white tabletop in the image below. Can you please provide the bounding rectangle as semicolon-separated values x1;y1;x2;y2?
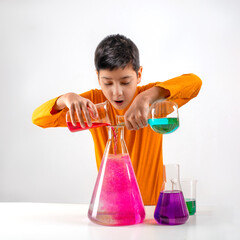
0;203;239;240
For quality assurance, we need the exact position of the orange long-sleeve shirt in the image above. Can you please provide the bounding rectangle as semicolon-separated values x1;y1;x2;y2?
32;73;202;205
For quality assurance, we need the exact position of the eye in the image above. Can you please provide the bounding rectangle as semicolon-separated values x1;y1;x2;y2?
121;82;130;85
104;82;112;86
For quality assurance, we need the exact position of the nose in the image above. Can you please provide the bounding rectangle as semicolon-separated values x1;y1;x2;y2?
113;84;123;97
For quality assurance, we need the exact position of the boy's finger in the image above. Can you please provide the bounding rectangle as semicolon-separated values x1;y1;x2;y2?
82;105;92;127
88;102;98;119
136;119;144;129
134;114;145;129
128;116;140;130
69;105;76;126
139;115;148;127
75;104;85;128
125;119;136;131
125;121;132;130
132;121;140;130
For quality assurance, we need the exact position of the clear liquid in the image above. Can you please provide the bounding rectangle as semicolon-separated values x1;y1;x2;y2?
148;118;179;134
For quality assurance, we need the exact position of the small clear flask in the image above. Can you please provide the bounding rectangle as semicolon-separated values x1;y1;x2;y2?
88;125;145;226
181;179;197;215
116;99;179;134
154;164;189;225
66;101;111;132
148;100;179;134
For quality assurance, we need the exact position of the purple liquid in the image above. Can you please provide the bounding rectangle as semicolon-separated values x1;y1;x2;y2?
154;190;189;225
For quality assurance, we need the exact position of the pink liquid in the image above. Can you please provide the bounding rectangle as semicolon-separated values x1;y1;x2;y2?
88;154;145;226
67;122;110;132
111;127;118;154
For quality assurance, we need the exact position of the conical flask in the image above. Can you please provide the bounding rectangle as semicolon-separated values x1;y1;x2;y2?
88;125;145;226
154;164;189;225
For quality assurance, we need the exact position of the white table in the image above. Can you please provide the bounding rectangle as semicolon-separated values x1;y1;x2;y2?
0;203;239;240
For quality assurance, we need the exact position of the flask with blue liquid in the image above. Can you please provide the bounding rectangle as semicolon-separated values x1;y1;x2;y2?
148;99;179;134
117;100;179;134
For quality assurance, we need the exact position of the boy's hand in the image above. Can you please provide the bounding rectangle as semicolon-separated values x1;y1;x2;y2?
124;86;170;130
54;92;98;128
124;94;149;130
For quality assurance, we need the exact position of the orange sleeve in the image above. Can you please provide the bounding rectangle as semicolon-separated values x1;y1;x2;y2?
138;73;202;108
155;73;202;108
32;89;103;128
32;96;67;128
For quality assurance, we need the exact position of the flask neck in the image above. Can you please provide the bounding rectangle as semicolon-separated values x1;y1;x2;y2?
108;125;124;140
107;126;128;155
116;115;125;126
162;164;182;191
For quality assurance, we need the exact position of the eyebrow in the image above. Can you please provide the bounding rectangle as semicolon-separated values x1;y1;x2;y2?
101;75;133;80
120;75;132;80
101;76;112;80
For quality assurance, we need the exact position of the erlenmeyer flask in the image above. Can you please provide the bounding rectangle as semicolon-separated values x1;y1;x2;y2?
154;164;189;225
88;125;145;226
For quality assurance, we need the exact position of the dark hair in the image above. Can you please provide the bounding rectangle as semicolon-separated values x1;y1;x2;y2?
94;34;140;74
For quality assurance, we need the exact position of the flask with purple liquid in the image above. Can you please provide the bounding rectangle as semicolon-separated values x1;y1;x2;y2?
154;164;189;225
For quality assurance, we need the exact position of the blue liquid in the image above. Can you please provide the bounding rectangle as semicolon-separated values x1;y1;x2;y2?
148;118;179;134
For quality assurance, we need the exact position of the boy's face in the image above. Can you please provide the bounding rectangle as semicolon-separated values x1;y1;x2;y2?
97;65;142;110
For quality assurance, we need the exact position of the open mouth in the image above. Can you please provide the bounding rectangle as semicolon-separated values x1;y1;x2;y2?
114;100;124;106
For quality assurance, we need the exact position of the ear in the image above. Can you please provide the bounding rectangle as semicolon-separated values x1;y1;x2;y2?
137;66;143;84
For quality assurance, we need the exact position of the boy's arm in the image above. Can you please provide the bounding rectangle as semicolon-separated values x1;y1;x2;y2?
124;73;202;130
53;93;98;128
32;90;98;128
32;96;66;128
155;73;202;108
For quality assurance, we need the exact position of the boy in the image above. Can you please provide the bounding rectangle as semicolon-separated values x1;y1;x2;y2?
32;34;202;205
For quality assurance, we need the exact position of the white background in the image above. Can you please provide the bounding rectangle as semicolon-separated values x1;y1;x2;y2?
0;0;240;207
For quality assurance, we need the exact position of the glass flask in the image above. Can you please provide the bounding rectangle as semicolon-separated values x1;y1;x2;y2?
181;179;197;215
66;101;111;132
116;100;179;134
148;100;179;134
88;125;145;226
154;164;189;225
